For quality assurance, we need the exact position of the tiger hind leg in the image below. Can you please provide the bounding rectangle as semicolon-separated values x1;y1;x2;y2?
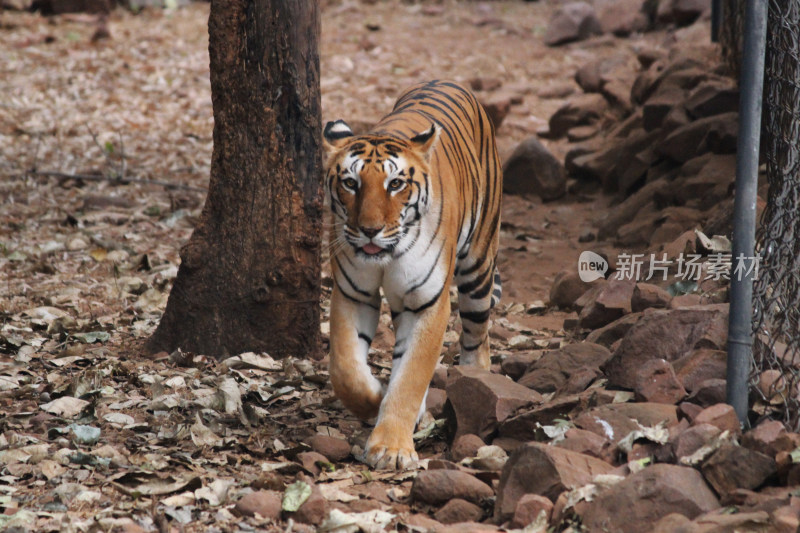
456;263;500;369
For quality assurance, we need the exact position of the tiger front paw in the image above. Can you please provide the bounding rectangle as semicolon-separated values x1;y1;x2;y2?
364;426;418;470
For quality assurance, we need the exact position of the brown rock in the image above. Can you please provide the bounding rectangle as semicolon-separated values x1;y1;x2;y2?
631;283;672;312
603;305;729;390
773;505;800;533
293;485;329;525
702;442;777;494
450;434;485;462
411;470;494;505
669;293;703;308
518;343;612;394
308;434;350;462
569;129;662;192
555;428;614;463
550;270;595;309
672;423;721;460
657;112;738;163
673;348;727;393
495;442;615;521
586;313;642;347
402;514;445;531
634;359;686;404
500;352;540;381
685;79;739;119
659;0;712;26
597;179;670;239
447;366;542;440
595;0;651;36
548;93;607;138
578;464;720;532
434;498;484;524
32;0;110;14
510;494;553;528
234;490;282;520
742;420;796;458
480;96;511;129
537;83;576;100
692;403;741;435
688;378;727;406
502;137;566;201
543;2;602;46
578;278;635;329
426;387;447;418
297;451;329;476
469;77;502;92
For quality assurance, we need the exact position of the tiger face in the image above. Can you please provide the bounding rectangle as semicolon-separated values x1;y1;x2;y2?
323;120;439;264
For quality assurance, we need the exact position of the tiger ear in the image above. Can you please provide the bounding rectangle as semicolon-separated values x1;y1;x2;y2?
410;123;439;161
323;120;354;153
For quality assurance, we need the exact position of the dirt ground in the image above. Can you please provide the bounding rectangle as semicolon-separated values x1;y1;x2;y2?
1;1;676;531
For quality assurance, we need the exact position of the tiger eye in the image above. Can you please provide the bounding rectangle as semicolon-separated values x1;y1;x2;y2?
343;178;358;189
388;178;404;190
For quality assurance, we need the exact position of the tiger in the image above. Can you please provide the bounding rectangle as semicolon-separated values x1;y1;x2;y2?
322;80;503;470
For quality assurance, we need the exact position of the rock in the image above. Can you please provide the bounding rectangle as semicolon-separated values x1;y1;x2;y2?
597;179;669;239
586;313;642;347
469;77;502;92
658;0;712;26
657;112;738;163
550;270;595;309
672;349;727;393
481;96;511;129
500;352;540;381
672;423;721;460
578;464;719;532
548;93;607;138
574;403;678;445
537;83;576;99
510;494;553;529
403;514;446;531
308;435;350;462
643;86;685;131
669;294;703;308
543;2;602;46
434;498;484;524
634;359;686;404
578;278;635;329
773;506;800;533
570;129;662;192
595;0;651;36
631;283;672;312
293;485;328;525
685;79;739;119
234;490;282;520
702;442;777;494
688;378;727;407
555;428;614;463
673;154;736;209
518;343;613;394
692;403;740;435
411;470;494;505
494;442;615;521
32;0;110;14
502;137;566;201
742;420;796;458
450;434;485;462
297;451;329;475
603;305;728;390
425;388;447;418
446;366;542;440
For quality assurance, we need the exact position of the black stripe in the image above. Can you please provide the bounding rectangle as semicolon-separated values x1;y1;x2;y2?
406;284;445;314
358;333;373;345
392;350;404;360
461;338;486;352
334;257;371;297
460;309;491;323
458;264;491;294
406;245;444;294
337;285;380;310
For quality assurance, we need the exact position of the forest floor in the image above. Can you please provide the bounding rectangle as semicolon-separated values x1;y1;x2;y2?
0;2;718;532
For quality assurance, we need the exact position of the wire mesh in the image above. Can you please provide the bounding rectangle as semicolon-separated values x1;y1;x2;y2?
751;0;800;429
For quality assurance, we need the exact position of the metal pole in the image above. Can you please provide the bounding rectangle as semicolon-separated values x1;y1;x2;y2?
727;0;768;426
711;0;722;42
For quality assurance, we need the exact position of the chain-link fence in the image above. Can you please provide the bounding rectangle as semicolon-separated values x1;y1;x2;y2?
750;0;800;430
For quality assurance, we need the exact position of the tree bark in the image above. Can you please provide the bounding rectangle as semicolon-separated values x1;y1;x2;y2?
147;0;322;359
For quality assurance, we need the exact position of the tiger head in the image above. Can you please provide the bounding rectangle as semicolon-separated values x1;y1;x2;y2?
323;119;439;263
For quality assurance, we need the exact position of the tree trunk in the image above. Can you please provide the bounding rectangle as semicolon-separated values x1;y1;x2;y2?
147;0;322;359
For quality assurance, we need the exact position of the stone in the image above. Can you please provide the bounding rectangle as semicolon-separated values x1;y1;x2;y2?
643;86;685;131
494;442;615;521
672;423;721;460
31;0;110;14
510;494;554;529
426;387;447;418
631;283;672;312
518;343;613;395
669;294;703;308
543;2;602;46
585;313;642;347
634;359;687;404
308;435;350;462
447;366;542;440
548;93;607;138
403;514;446;531
672;349;727;393
661;0;712;26
657;112;738;163
692;403;741;435
578;464;719;532
597;179;670;239
571;129;663;192
595;0;651;36
234;490;282;520
411;470;494;505
434;498;484;524
673;154;736;210
742;420;796;458
688;378;727;406
578;278;635;329
469;77;502;92
685;79;739;119
297;451;329;476
702;443;777;494
480;96;511;129
555;428;614;463
502;137;566;201
450;434;485;462
603;305;729;390
500;352;540;381
550;270;595;309
537;82;576;99
573;403;676;445
293;484;328;525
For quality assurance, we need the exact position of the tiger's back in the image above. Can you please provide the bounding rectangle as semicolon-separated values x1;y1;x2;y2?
323;80;503;470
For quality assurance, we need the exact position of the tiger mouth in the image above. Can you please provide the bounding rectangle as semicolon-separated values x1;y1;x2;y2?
361;243;385;255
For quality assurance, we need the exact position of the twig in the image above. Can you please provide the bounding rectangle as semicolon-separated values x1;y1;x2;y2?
27;169;208;193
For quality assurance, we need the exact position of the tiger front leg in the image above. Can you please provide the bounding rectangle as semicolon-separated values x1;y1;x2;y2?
364;295;450;470
329;285;384;420
456;263;501;369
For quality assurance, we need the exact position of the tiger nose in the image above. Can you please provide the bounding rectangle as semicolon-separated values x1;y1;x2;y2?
360;225;383;238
